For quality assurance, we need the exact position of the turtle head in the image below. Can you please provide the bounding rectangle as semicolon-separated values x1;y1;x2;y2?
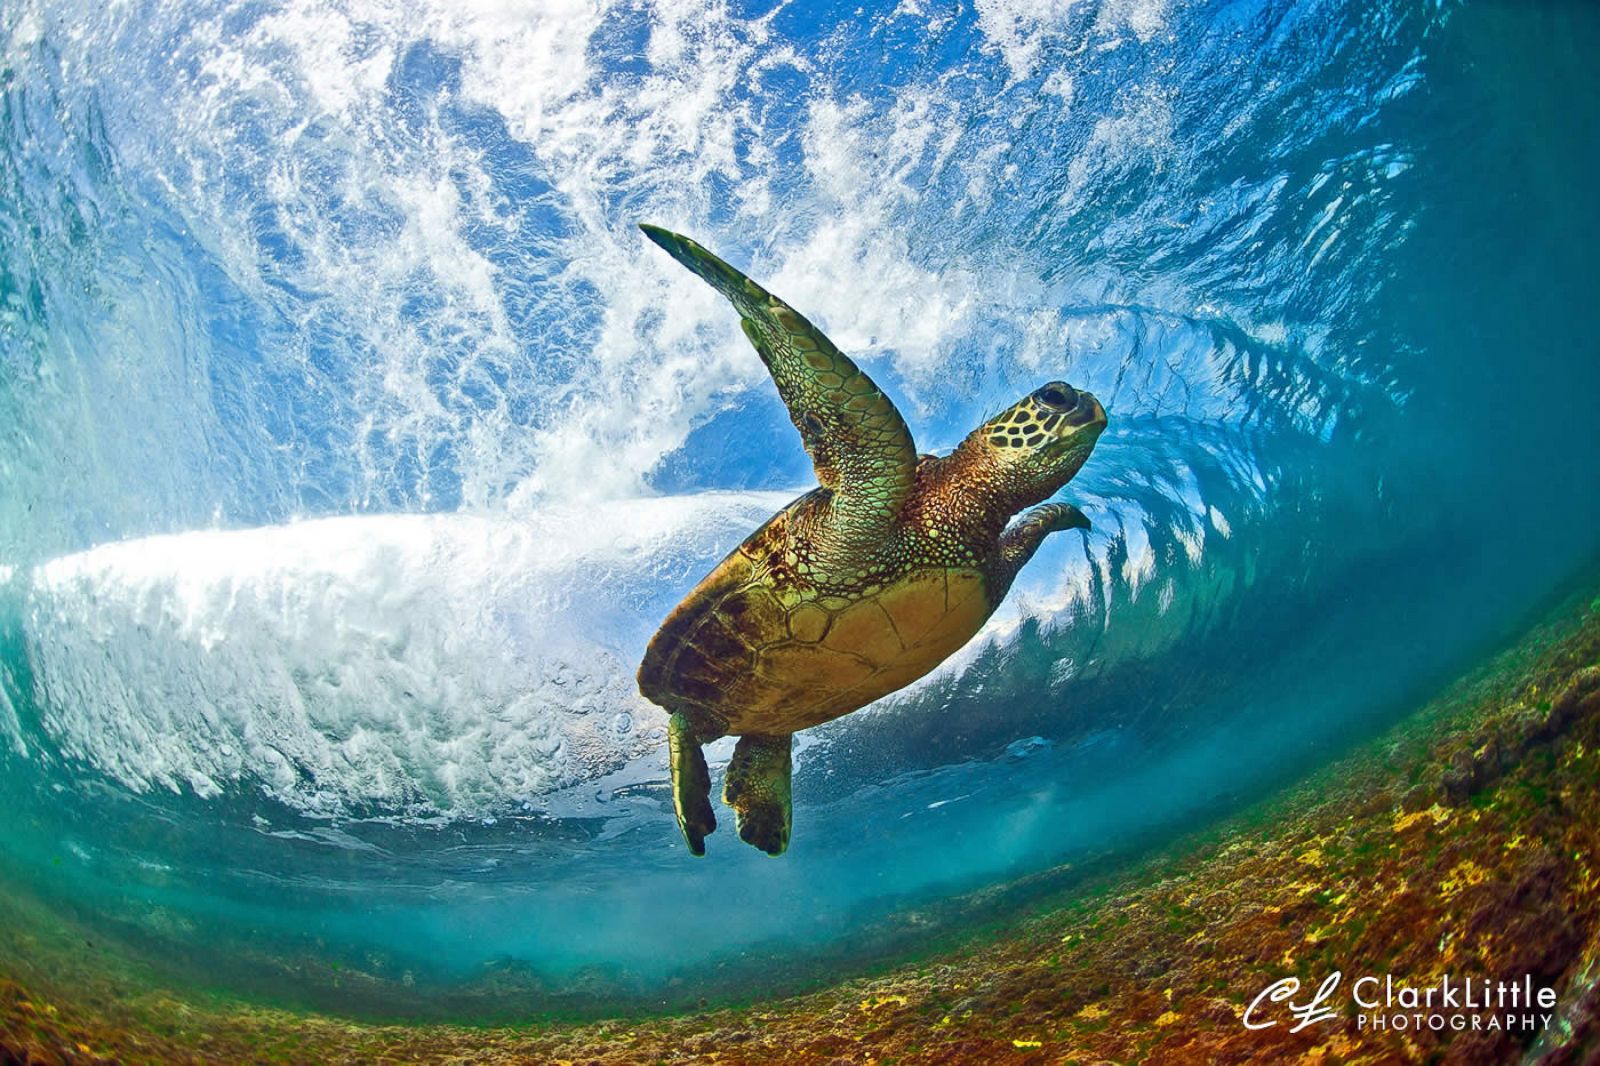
958;381;1107;516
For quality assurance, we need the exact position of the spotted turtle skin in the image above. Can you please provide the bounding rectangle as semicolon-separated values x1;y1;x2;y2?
635;225;1107;855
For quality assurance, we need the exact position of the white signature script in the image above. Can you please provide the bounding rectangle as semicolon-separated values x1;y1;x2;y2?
1243;972;1343;1032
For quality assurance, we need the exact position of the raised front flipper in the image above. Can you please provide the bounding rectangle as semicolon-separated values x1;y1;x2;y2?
995;503;1090;596
640;225;917;552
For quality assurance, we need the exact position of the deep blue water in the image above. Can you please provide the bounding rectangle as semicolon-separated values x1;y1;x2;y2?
0;0;1597;1014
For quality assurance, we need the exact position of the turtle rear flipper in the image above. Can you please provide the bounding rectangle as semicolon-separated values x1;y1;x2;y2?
724;733;793;856
668;713;716;855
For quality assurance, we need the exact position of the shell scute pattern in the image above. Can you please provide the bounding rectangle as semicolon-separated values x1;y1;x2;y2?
825;598;903;657
786;603;830;642
719;584;784;648
753;573;981;733
640;484;998;736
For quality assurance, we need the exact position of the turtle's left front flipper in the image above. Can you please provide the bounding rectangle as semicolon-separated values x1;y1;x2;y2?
994;503;1090;596
723;733;793;856
639;225;917;555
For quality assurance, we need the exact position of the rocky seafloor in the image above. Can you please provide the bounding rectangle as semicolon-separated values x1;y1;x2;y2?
4;578;1600;1065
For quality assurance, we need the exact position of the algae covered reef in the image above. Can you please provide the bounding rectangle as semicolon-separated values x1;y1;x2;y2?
4;580;1600;1064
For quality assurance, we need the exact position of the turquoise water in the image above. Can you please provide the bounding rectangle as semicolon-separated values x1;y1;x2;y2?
1;0;1597;1016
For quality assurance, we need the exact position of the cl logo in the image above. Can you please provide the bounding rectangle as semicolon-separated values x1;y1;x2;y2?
1243;972;1343;1033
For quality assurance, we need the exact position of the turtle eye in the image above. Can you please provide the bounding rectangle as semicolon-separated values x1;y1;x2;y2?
1034;383;1077;412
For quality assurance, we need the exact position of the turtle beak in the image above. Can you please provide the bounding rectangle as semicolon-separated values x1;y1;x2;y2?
1069;391;1107;430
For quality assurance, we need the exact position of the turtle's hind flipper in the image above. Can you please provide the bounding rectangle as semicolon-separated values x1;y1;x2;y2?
668;713;716;856
723;733;793;856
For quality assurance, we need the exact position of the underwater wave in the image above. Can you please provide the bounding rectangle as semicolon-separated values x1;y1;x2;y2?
3;0;1598;1002
18;501;781;815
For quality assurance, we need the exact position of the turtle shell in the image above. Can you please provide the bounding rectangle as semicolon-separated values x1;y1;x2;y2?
638;503;994;736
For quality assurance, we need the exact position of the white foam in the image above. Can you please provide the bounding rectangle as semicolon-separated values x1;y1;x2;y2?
23;496;788;817
1062;84;1176;212
742;92;980;391
11;0;1229;549
0;672;23;758
94;0;1167;516
974;0;1169;83
1094;0;1169;44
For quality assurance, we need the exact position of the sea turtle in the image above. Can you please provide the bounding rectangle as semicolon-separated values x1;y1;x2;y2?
636;225;1108;856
